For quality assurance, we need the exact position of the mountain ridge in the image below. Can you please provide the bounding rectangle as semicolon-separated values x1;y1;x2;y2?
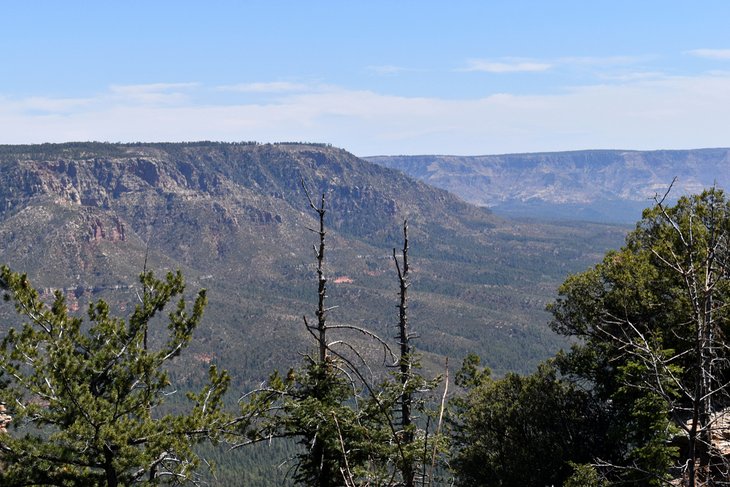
365;148;730;222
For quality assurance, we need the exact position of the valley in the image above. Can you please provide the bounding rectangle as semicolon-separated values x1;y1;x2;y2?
0;142;627;386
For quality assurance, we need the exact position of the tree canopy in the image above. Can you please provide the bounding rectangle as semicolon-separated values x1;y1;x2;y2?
450;356;606;487
0;267;230;486
451;188;730;486
550;187;730;485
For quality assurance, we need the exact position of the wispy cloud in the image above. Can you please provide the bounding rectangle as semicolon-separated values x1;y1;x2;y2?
462;54;648;76
558;55;649;67
108;83;200;105
216;82;310;93
597;71;666;82
16;96;94;113
687;49;730;60
366;65;408;76
3;74;730;155
464;58;552;73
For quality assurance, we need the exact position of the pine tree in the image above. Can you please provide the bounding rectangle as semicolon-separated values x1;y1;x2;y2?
0;266;230;486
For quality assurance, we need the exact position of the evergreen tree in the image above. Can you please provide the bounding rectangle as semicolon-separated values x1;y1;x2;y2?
450;356;604;487
550;187;730;485
451;188;730;486
0;266;230;486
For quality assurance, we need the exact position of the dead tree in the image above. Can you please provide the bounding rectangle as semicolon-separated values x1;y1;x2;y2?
302;180;329;364
244;184;439;486
300;181;340;487
299;182;408;487
393;220;415;487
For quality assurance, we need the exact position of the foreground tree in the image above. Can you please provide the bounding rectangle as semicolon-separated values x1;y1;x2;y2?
394;220;415;487
240;187;378;486
240;188;446;486
450;355;605;487
390;220;447;487
0;267;230;486
550;187;730;485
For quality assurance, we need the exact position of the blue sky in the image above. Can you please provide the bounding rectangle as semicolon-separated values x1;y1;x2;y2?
3;1;730;156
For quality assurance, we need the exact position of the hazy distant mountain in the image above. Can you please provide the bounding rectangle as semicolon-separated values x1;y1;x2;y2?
0;142;626;384
366;149;730;223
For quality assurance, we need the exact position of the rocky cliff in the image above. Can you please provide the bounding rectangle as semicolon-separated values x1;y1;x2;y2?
366;149;730;222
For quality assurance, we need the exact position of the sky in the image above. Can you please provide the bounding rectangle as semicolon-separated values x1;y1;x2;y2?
3;1;730;156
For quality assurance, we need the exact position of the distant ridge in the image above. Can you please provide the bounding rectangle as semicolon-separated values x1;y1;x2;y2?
366;148;730;223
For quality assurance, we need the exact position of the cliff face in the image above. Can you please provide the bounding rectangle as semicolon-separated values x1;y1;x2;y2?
0;142;493;255
366;149;730;222
0;142;626;382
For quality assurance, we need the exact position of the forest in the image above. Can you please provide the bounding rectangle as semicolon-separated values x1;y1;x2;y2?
0;186;729;487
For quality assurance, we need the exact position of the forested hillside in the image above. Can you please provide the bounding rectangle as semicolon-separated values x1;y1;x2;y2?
0;142;626;382
0;142;636;485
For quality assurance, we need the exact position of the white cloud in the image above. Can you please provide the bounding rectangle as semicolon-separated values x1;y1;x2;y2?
13;96;95;113
461;54;649;78
2;74;730;156
464;59;552;73
687;49;730;60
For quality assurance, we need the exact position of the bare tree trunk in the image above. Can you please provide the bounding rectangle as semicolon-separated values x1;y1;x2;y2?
302;182;333;487
315;191;328;363
303;181;329;363
394;220;415;487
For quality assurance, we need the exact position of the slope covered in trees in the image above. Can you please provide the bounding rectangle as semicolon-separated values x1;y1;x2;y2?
0;141;660;485
0;142;626;384
0;206;448;486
